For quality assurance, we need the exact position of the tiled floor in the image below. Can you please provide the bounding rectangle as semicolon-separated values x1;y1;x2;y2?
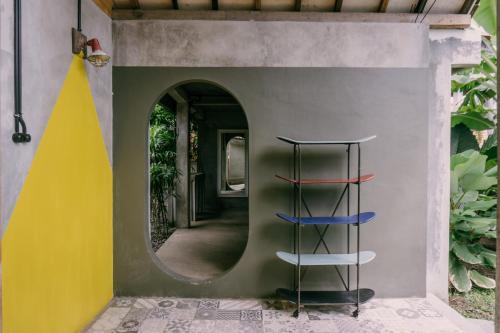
84;296;483;333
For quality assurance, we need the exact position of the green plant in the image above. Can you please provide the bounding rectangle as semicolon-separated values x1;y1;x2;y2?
451;38;497;159
149;103;177;246
449;150;497;292
474;0;497;37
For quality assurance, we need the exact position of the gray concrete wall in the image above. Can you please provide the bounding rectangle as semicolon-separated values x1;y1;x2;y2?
197;109;248;212
0;0;112;235
113;67;429;298
112;21;429;68
111;20;482;300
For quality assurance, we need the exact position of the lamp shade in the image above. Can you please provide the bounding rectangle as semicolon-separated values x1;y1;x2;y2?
86;38;110;67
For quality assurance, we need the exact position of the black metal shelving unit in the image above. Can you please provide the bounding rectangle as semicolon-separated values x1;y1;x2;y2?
275;135;376;318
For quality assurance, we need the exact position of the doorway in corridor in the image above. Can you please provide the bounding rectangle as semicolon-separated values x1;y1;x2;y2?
149;81;249;282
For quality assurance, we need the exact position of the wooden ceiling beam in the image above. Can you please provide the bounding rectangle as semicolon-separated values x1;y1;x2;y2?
295;0;302;11
459;0;479;14
112;10;471;29
255;0;261;11
378;0;389;13
333;0;343;12
92;0;113;16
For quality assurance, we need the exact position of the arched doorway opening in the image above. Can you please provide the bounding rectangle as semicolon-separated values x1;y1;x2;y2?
148;81;249;282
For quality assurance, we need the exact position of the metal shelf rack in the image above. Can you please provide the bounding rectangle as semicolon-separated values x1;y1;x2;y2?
275;135;376;318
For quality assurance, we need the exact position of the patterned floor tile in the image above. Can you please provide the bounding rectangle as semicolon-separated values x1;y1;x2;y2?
220;299;262;310
216;310;242;320
112;298;135;308
215;320;241;332
262;310;291;321
84;297;470;333
89;307;130;331
241;310;262;321
116;308;151;333
168;309;197;320
189;320;216;333
164;319;191;333
138;318;167;333
176;299;200;309
157;299;177;309
199;300;220;309
194;308;217;320
116;319;142;333
147;308;171;320
134;298;161;309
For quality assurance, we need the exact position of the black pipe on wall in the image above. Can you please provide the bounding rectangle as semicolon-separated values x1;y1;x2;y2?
77;0;82;31
12;0;30;143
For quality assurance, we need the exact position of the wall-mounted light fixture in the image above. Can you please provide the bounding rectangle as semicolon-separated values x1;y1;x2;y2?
71;0;110;67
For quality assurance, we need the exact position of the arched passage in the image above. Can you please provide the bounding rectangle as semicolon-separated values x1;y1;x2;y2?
148;81;249;283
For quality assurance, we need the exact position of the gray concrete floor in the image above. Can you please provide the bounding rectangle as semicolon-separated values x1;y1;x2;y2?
155;210;248;281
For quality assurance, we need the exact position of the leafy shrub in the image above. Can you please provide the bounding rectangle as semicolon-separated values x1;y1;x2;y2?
150;103;177;246
449;150;496;292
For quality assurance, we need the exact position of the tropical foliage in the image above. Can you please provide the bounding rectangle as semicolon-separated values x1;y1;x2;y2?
449;5;497;292
449;150;496;292
150;103;177;250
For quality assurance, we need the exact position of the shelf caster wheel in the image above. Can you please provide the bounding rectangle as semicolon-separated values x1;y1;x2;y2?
292;310;299;318
352;309;359;318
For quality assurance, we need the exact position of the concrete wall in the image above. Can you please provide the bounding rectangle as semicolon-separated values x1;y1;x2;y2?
197;109;248;212
113;21;429;68
0;1;113;332
0;0;113;235
114;66;429;298
112;20;482;300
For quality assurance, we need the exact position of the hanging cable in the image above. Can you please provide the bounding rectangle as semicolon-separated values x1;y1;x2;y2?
12;0;30;143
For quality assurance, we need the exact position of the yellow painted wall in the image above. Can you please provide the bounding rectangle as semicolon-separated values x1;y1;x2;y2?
2;56;113;333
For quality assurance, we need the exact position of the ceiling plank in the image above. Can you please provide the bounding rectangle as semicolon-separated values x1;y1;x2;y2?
413;0;428;13
255;0;261;11
459;0;478;14
295;0;302;11
333;0;343;12
112;10;471;29
92;0;113;16
378;0;389;13
212;0;219;10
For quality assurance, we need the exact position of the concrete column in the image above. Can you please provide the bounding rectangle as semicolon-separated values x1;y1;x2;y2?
176;101;190;229
427;29;481;301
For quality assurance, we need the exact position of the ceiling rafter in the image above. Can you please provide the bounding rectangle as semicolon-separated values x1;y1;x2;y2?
459;0;479;14
378;0;389;12
255;0;261;11
295;0;302;11
333;0;343;12
92;0;113;16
